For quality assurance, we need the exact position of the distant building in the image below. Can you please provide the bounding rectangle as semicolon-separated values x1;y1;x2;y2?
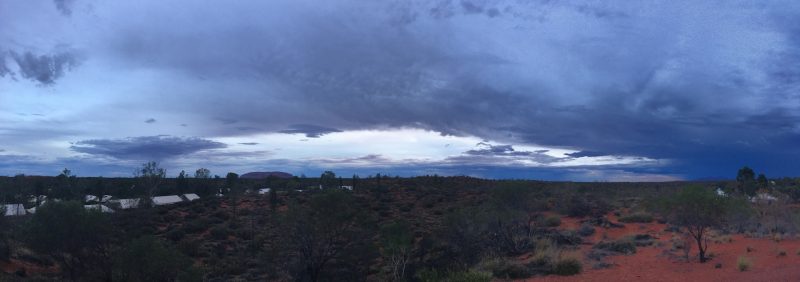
340;185;353;191
715;188;727;197
84;205;115;213
751;193;777;204
109;198;141;210
258;188;271;195
3;204;27;216
152;195;184;206
183;194;200;201
85;195;99;203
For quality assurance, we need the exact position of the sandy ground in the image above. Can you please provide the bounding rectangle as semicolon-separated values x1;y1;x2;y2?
521;215;800;282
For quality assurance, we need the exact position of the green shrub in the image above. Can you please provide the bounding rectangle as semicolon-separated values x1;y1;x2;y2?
594;238;636;254
737;256;751;271
578;223;595;236
416;268;492;282
618;212;654;223
165;229;185;242
544;215;562;227
480;258;530;279
209;226;230;240
551;256;582;276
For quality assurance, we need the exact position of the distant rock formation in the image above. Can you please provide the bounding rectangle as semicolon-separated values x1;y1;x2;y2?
240;171;293;179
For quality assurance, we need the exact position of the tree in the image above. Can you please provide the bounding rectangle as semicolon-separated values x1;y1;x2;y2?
737;166;757;196
269;187;279;212
112;236;200;282
226;172;241;219
194;168;211;179
24;201;113;280
757;173;769;190
320;171;336;189
176;170;189;194
658;186;734;263
0;205;8;261
380;221;413;281
135;161;165;208
225;172;239;188
280;190;369;281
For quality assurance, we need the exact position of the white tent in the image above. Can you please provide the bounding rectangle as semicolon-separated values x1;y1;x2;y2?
152;195;184;206
258;188;271;194
183;193;200;201
110;198;140;209
100;195;113;202
340;185;353;191
3;204;27;216
85;195;99;203
84;205;115;213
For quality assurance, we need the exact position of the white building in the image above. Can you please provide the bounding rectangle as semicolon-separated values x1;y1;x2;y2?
85;195;99;203
152;195;184;206
183;193;200;201
340;185;353;191
84;205;115;213
258;188;271;195
109;198;141;209
3;204;27;216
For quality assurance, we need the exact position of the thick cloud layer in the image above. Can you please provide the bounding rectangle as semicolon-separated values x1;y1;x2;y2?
70;136;226;160
1;0;800;179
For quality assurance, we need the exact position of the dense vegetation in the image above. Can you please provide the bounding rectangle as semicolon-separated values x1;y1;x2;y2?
1;165;799;281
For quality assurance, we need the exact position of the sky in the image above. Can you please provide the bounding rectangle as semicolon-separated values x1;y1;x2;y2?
1;0;799;181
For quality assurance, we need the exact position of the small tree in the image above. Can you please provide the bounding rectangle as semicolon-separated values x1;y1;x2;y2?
24;201;113;280
659;186;733;263
280;190;368;281
112;236;200;282
176;170;189;194
737;166;757;196
381;221;413;281
135;161;165;208
320;171;336;189
269;187;279;212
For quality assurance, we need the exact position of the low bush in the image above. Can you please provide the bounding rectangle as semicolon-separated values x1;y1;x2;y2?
737;256;751;271
479;258;530;279
209;226;230;240
618;212;654;223
594;238;636;255
544;215;562;227
165;229;186;242
578;223;595;236
416;268;492;282
551;256;582;276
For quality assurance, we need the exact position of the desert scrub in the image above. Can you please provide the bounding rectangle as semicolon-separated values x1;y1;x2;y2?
777;249;787;257
544;215;562;227
737;256;751;271
416;268;492;282
551;255;582;276
578;223;596;236
594;238;636;255
618;212;654;223
478;258;530;279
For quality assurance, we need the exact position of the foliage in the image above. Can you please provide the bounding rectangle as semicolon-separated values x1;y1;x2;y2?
544;215;562;227
416;268;493;282
112;236;201;282
618;212;654;223
656;185;737;262
278;189;372;281
737;166;757;196
578;223;596;236
380;220;413;281
23;201;113;280
551;255;582;276
737;256;751;271
593;238;637;255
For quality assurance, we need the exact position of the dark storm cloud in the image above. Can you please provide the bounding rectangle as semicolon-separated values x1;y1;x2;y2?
6;50;81;85
279;124;343;138
70;136;227;160
6;1;800;179
53;0;76;16
566;151;607;158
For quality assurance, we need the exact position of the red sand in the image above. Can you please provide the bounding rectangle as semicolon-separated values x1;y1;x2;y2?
519;216;800;282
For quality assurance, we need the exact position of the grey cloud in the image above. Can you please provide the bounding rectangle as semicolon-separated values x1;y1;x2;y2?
7;50;80;85
53;0;76;16
144;118;156;123
279;124;342;138
566;151;607;158
70;135;226;160
239;142;258;145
